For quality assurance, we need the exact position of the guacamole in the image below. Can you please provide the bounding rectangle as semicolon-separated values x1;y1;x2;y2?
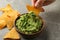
16;11;42;34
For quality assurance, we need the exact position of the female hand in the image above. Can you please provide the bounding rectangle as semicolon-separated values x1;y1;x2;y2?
32;0;45;8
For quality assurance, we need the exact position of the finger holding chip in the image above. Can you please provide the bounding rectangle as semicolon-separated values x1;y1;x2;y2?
26;4;44;16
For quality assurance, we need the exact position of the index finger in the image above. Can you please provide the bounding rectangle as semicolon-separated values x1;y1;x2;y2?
32;0;37;6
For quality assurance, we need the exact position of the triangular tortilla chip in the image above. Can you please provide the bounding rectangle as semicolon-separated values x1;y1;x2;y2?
26;4;44;16
0;4;20;30
4;27;20;40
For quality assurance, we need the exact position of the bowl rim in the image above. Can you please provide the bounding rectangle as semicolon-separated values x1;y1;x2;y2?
14;13;45;35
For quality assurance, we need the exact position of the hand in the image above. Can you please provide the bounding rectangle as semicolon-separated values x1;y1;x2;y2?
32;0;45;8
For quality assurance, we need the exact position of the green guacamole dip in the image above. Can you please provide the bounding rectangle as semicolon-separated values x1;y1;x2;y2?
16;11;42;34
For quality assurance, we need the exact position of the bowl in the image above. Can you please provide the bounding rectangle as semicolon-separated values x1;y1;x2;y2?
15;13;45;39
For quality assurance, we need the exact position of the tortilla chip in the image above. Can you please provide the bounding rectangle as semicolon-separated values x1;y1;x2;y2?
0;11;13;30
26;4;44;15
6;10;20;30
0;14;10;30
4;27;20;40
0;19;6;30
0;4;12;12
0;4;20;30
0;14;11;30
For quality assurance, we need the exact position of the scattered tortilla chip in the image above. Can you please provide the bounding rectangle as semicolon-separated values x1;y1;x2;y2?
0;4;20;30
0;19;6;30
26;4;44;16
0;4;12;12
6;10;20;30
4;27;21;40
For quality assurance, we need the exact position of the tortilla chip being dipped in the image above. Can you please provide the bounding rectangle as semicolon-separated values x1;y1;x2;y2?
26;4;44;16
4;27;21;40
